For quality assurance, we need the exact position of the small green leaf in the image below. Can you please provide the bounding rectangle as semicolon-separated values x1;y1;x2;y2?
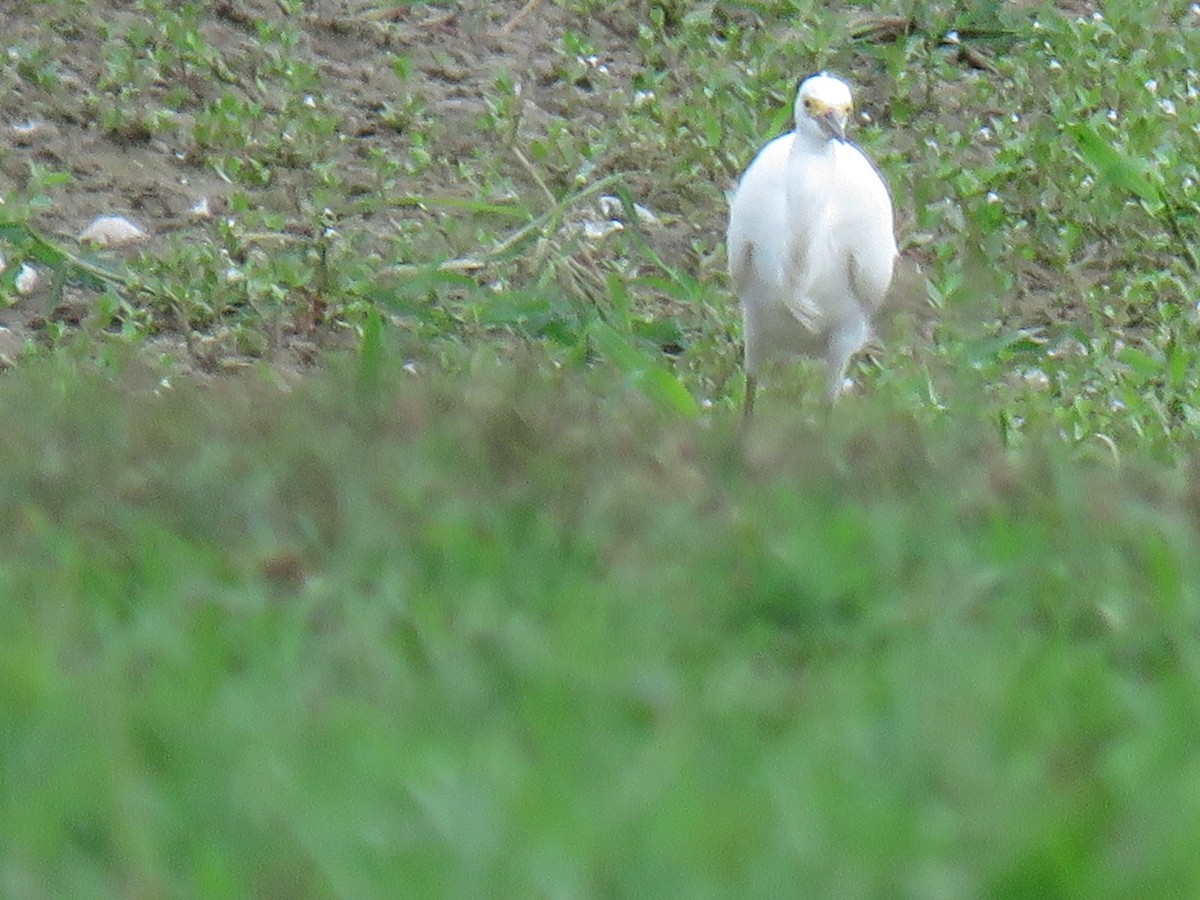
589;321;698;417
1068;123;1159;204
357;305;384;397
639;366;700;418
1118;345;1161;381
1166;341;1189;390
964;331;1041;367
589;320;645;372
631;317;683;348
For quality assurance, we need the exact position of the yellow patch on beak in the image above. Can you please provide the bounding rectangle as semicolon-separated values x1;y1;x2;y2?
812;101;850;140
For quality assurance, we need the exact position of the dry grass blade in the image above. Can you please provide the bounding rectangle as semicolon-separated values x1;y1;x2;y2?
959;44;1000;74
850;15;916;43
499;0;544;35
512;145;558;206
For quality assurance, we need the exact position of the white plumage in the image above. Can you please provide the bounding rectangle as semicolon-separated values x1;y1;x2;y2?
727;72;897;415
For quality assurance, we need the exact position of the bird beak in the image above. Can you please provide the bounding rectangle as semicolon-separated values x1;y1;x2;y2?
817;106;849;141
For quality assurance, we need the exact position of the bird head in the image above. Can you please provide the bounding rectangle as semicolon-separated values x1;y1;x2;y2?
794;73;854;142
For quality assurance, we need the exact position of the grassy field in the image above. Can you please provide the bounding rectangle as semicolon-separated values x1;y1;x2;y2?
4;0;1200;897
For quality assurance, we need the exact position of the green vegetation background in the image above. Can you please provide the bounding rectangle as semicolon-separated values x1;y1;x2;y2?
4;1;1200;897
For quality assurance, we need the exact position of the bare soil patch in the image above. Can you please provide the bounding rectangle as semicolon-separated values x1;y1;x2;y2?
0;0;653;376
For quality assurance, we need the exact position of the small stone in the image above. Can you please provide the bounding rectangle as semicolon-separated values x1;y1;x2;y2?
14;263;39;295
79;214;148;246
581;219;623;241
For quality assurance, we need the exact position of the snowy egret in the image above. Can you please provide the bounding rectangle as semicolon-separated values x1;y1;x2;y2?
727;72;897;416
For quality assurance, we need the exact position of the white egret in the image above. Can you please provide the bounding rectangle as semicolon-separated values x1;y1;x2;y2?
727;72;897;416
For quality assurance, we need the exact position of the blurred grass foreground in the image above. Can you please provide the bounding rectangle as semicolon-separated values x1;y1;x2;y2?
6;0;1200;895
4;358;1200;897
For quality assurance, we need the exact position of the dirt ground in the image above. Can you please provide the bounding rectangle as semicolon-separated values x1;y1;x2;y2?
0;0;649;375
0;1;1109;381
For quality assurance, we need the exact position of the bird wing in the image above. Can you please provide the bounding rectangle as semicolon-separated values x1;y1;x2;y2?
835;141;898;313
730;134;829;331
728;134;791;299
728;132;829;372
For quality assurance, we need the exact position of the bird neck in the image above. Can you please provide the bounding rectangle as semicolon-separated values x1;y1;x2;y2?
785;135;839;217
790;130;840;166
793;120;839;150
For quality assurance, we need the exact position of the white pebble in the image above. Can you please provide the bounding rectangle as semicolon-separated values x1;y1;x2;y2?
79;214;148;246
581;219;623;241
14;263;39;295
1023;368;1051;391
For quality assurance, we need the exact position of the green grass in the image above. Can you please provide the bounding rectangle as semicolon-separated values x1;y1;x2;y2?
4;359;1200;897
4;0;1200;896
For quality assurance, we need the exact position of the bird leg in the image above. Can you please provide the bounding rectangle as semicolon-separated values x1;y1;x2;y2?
825;365;849;404
742;373;757;424
825;318;870;403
